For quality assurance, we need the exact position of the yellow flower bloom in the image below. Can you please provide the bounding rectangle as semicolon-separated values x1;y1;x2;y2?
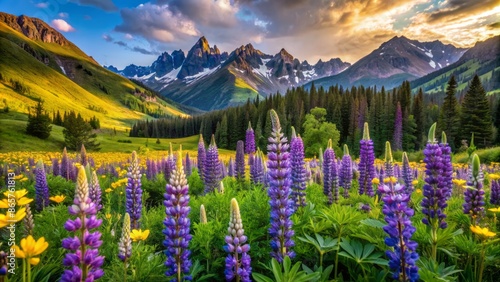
411;179;418;186
0;197;33;208
130;229;150;242
452;179;466;186
20;177;28;182
371;178;380;185
383;177;397;184
3;189;28;200
105;188;112;193
101;175;106;179
415;189;422;194
49;195;66;204
0;207;26;228
470;225;496;238
489;174;500;181
105;213;112;219
488;207;500;213
14;235;49;265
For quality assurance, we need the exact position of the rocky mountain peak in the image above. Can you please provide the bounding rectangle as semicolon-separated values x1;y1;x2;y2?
177;36;223;79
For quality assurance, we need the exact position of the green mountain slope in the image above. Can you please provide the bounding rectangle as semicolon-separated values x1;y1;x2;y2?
0;12;186;131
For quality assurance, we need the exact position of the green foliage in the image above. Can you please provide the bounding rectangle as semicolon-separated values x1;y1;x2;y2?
252;256;321;282
418;257;462;282
62;110;100;151
187;169;204;196
26;100;52;139
302;107;341;157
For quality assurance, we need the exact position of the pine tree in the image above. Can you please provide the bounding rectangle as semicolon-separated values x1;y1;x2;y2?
63;111;100;151
412;89;424;150
460;75;492;148
437;75;460;150
393;102;403;151
26;100;52;139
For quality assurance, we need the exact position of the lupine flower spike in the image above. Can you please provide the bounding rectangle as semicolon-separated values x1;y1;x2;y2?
61;166;104;282
401;152;414;194
200;204;207;224
463;154;485;225
290;127;307;208
384;141;394;178
235;140;246;181
203;135;222;194
340;144;353;199
224;198;251;282
118;213;132;262
35;160;50;211
163;146;192;281
198;134;206;180
359;123;375;196
126;151;142;230
90;171;102;212
439;132;453;203
267;109;295;262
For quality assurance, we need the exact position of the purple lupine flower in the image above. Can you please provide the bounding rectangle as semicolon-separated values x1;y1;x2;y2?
163;147;192;281
267;109;295;262
61;147;70;180
236;140;246;180
463;154;485;224
490;177;500;205
384;141;394;178
245;122;256;155
35;160;50;211
126;151;142;230
358;123;375;196
439;132;453;203
421;124;449;229
339;144;353;199
80;144;88;166
52;158;60;176
198;134;206;180
250;151;265;185
290;127;307;208
118;213;132;262
393;102;403;151
61;167;104;282
203;135;222;194
185;153;192;177
323;141;335;204
228;157;235;177
379;179;419;282
224;198;251;282
89;171;102;212
394;164;401;179
401;152;414;194
146;159;152;180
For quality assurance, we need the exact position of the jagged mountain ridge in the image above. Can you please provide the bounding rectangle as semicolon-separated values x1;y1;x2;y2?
308;36;467;90
106;36;351;110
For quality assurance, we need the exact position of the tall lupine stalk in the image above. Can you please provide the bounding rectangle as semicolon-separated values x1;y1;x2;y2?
198;134;206;180
339;144;353;199
203;135;222;194
236;140;246;181
228;157;235;177
118;213;132;277
267;109;295;262
185;153;192;177
290;127;307;208
126;151;142;230
379;178;419;282
61;147;70;180
163;147;192;281
323;140;336;204
463;154;485;224
61;167;104;282
224;198;251;282
35;160;50;211
250;150;265;185
52;158;60;176
89;171;102;212
421;123;450;261
23;204;34;237
80;144;88;166
490;176;500;205
164;144;177;182
245;122;256;155
200;204;207;224
384;141;394;178
358;123;375;197
401;152;414;194
393;102;403;151
439;132;453;204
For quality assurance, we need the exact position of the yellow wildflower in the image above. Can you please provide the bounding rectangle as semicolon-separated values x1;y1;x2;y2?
14;235;49;265
49;195;66;204
371;178;380;185
415;189;422;194
470;225;496;239
489;174;500;181
488;207;500;213
130;229;150;242
105;213;112;219
105;188;112;193
383;177;397;184
411;179;418;186
0;207;27;228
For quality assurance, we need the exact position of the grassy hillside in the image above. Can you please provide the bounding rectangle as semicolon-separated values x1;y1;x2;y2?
0;20;186;131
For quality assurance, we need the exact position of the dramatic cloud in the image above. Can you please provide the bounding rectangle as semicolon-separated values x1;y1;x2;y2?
51;19;75;32
69;0;117;12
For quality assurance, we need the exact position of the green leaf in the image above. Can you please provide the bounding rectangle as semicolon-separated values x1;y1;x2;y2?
252;272;274;282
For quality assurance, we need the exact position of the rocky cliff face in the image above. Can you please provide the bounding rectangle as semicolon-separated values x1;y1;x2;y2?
177;36;226;79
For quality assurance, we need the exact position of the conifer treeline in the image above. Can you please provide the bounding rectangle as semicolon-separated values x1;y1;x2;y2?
52;110;101;130
130;76;498;156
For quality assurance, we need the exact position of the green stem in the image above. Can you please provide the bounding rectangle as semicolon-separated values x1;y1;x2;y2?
319;251;324;268
123;259;127;282
478;242;486;282
22;258;26;282
361;266;368;282
431;223;438;261
27;259;31;282
334;228;342;279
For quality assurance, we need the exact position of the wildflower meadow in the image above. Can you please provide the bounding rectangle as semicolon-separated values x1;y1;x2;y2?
1;110;500;282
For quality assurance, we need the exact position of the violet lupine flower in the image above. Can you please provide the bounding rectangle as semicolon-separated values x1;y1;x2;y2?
185;153;192;177
323;141;335;204
250;151;264;185
439;132;453;203
35;160;50;211
393;102;403;151
245;122;256;155
236;140;246;180
61;167;104;282
80;144;88;166
203;135;222;194
490;177;500;205
463;154;485;225
163;147;192;281
421;124;449;229
126;151;142;230
358;123;375;196
401;152;414;194
267;109;295;262
52;158;60;176
61;147;70;180
146;159;153;180
384;141;394;178
224;198;251;282
118;213;132;262
228;157;235;177
379;179;419;282
89;171;102;212
339;144;353;199
290;127;307;208
198;134;206;180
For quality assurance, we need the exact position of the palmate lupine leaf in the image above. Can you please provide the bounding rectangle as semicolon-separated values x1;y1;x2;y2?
252;256;320;282
338;239;388;266
297;233;338;255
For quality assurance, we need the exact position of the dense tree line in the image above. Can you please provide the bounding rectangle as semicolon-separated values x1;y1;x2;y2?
130;75;497;156
52;110;100;130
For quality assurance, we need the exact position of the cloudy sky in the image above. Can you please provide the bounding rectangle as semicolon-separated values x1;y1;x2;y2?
2;0;499;69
